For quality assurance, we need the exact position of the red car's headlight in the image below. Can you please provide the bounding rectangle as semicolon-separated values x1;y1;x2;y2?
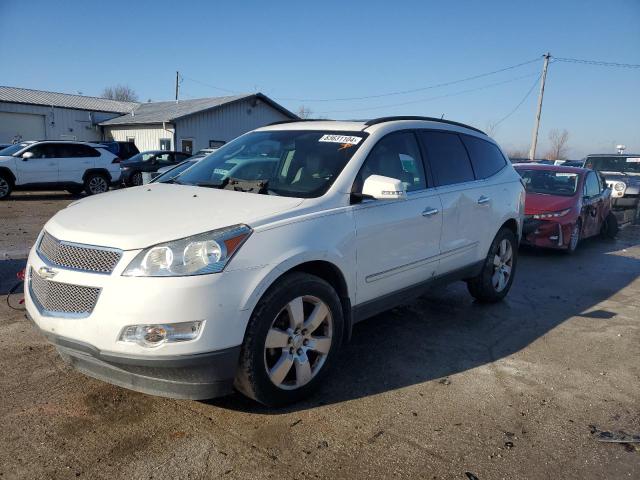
532;208;571;219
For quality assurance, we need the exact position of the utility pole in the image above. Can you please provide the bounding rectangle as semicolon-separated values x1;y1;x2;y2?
175;71;179;102
528;53;551;161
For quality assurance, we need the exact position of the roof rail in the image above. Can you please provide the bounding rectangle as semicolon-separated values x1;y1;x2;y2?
267;118;331;126
363;116;485;135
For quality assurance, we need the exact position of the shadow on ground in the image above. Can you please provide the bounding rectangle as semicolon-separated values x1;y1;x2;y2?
207;229;640;413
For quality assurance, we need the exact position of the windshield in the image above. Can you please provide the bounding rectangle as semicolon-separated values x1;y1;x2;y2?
174;130;367;198
516;169;580;197
584;156;640;174
127;152;158;163
0;142;31;156
154;160;200;183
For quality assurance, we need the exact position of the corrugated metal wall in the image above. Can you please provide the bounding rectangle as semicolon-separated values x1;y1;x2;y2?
104;124;175;152
175;98;290;152
0;101;121;143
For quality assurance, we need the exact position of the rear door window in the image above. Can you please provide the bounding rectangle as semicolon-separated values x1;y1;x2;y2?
418;131;475;186
461;134;506;179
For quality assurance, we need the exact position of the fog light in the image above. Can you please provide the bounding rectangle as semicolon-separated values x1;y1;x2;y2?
119;321;203;347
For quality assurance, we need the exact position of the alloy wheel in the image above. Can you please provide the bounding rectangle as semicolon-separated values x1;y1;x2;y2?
89;176;108;194
0;178;9;198
569;223;580;251
492;239;513;292
264;295;333;390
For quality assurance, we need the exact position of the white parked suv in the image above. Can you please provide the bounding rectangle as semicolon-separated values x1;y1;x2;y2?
0;140;121;199
25;117;524;406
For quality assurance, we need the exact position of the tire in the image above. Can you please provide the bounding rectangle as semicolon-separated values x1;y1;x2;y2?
566;219;581;254
235;272;344;406
131;171;143;186
84;173;109;196
467;227;518;303
0;173;12;200
600;212;619;239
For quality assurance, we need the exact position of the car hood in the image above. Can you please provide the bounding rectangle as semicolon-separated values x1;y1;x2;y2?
524;192;578;215
44;184;304;250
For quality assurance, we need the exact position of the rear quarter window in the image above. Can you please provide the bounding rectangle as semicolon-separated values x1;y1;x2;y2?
461;135;507;179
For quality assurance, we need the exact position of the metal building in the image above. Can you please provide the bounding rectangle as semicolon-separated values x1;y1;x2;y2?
0;86;136;143
100;94;296;153
0;86;297;153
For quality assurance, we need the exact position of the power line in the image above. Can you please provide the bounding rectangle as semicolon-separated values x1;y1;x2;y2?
494;73;542;127
276;57;542;102
553;57;640;69
182;76;239;94
319;72;540;115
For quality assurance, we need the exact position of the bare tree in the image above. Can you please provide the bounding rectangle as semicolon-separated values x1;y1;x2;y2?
101;85;139;102
505;148;529;162
545;129;570;160
484;120;499;138
297;105;313;119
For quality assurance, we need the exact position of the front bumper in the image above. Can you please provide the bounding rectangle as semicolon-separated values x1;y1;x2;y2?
521;217;572;249
27;312;239;399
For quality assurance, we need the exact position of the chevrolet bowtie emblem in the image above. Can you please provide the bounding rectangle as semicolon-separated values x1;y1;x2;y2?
37;266;58;279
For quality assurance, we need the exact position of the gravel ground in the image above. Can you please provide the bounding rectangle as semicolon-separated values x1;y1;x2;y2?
0;192;638;480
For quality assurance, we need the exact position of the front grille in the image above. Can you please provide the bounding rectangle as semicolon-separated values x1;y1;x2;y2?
29;268;101;317
37;231;122;274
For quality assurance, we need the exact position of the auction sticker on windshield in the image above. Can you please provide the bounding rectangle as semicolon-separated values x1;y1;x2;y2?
626;158;640;163
319;134;362;145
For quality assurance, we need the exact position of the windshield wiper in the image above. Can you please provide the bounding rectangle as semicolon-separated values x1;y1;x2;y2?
195;180;227;188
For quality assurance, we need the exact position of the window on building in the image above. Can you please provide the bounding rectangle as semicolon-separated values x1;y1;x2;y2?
418;131;475;186
209;140;226;148
159;139;171;150
126;137;135;143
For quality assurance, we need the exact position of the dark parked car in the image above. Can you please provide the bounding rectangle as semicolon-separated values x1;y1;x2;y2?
120;150;191;186
514;163;617;253
98;141;140;161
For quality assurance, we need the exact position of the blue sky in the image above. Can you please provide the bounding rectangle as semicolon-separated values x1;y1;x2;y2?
1;0;638;157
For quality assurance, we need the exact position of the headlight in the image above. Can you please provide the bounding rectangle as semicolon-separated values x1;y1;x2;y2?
614;182;625;192
533;208;571;219
119;321;203;347
123;224;251;277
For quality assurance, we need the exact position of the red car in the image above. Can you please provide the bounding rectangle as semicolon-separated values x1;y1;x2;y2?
514;164;618;253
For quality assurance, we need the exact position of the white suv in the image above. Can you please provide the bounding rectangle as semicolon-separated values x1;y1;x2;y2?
0;140;121;199
25;117;524;406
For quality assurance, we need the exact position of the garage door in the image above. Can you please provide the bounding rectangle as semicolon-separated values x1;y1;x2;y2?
0;111;46;143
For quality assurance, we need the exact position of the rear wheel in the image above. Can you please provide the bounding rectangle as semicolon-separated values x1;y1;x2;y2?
131;171;143;186
235;272;343;406
600;212;619;239
84;173;109;195
467;227;517;303
0;174;12;200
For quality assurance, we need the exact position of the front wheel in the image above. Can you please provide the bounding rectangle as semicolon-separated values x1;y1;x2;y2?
467;227;518;303
0;174;12;200
235;272;344;406
84;173;109;195
566;220;581;254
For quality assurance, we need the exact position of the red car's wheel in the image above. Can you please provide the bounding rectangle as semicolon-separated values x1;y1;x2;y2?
566;220;581;254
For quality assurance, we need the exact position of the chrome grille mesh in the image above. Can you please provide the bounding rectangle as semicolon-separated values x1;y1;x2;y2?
37;231;122;274
29;268;101;317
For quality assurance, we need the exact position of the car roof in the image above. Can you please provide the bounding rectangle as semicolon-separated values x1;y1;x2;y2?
586;153;640;157
24;140;106;148
513;163;589;174
256;118;488;137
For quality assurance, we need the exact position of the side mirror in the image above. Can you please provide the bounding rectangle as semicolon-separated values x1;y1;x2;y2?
362;175;407;201
22;151;34;161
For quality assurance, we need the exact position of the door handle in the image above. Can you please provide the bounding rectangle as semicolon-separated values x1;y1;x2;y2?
477;195;491;205
422;207;439;217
